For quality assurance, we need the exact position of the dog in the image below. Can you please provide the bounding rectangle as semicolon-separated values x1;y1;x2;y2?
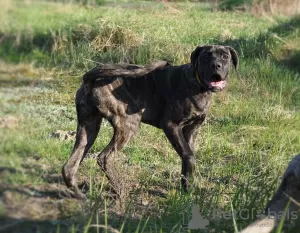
62;45;239;199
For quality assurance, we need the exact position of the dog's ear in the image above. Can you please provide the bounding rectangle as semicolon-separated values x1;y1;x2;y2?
226;46;239;71
190;46;208;68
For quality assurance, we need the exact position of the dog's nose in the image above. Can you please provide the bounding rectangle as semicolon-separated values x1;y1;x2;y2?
211;62;222;71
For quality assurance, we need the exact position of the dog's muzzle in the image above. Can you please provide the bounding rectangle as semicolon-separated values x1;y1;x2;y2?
207;73;227;91
209;80;227;91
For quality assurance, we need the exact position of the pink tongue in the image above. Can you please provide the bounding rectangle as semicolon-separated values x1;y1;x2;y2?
211;80;226;88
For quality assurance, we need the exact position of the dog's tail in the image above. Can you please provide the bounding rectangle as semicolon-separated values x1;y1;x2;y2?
82;67;99;96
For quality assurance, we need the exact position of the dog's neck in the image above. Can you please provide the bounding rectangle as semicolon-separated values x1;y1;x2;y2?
184;64;212;94
194;64;202;86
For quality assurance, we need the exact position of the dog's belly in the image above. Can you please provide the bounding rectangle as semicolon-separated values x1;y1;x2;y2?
140;98;164;128
141;114;162;128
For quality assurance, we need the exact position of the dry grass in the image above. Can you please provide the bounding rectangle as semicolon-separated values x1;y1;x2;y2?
0;0;12;12
0;62;37;77
251;0;300;16
90;21;142;52
0;0;12;28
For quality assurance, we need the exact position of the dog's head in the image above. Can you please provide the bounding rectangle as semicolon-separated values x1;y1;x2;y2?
190;45;239;92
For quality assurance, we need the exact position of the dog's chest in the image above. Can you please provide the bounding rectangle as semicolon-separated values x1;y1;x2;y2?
177;94;212;123
191;97;211;117
191;91;211;110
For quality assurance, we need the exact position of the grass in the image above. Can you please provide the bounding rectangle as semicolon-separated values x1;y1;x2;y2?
0;0;300;233
217;0;300;16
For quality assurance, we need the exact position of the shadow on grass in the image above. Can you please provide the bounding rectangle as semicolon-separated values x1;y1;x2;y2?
0;164;172;233
0;215;154;233
0;187;162;233
0;217;71;233
1;159;297;233
219;15;300;74
281;50;300;73
270;15;300;36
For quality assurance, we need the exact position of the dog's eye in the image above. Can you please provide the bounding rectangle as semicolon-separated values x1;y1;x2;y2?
222;54;229;59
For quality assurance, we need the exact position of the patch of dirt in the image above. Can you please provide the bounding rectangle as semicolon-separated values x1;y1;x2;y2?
51;130;76;141
0;148;170;232
0;183;84;221
0;62;38;78
0;115;22;128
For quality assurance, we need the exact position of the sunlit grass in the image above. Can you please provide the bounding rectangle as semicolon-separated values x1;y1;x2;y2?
0;1;299;232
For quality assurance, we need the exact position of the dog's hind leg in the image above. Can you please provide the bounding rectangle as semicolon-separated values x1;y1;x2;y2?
97;116;140;196
62;101;101;199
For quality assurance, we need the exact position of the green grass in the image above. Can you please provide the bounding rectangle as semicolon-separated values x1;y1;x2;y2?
0;0;300;233
0;0;276;67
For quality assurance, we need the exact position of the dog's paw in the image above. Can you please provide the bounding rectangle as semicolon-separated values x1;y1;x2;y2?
61;187;87;200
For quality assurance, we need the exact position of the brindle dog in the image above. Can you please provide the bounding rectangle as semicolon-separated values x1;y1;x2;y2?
62;45;239;199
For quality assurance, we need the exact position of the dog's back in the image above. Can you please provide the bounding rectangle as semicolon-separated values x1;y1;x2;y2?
78;61;170;126
82;61;169;85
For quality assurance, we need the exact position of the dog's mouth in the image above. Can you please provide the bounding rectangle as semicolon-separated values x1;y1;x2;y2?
208;74;226;91
210;80;226;89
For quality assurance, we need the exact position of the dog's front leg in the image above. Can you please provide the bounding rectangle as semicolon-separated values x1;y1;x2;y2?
161;120;196;192
182;116;205;152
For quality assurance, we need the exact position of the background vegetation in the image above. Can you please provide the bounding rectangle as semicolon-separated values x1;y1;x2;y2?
0;0;299;232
